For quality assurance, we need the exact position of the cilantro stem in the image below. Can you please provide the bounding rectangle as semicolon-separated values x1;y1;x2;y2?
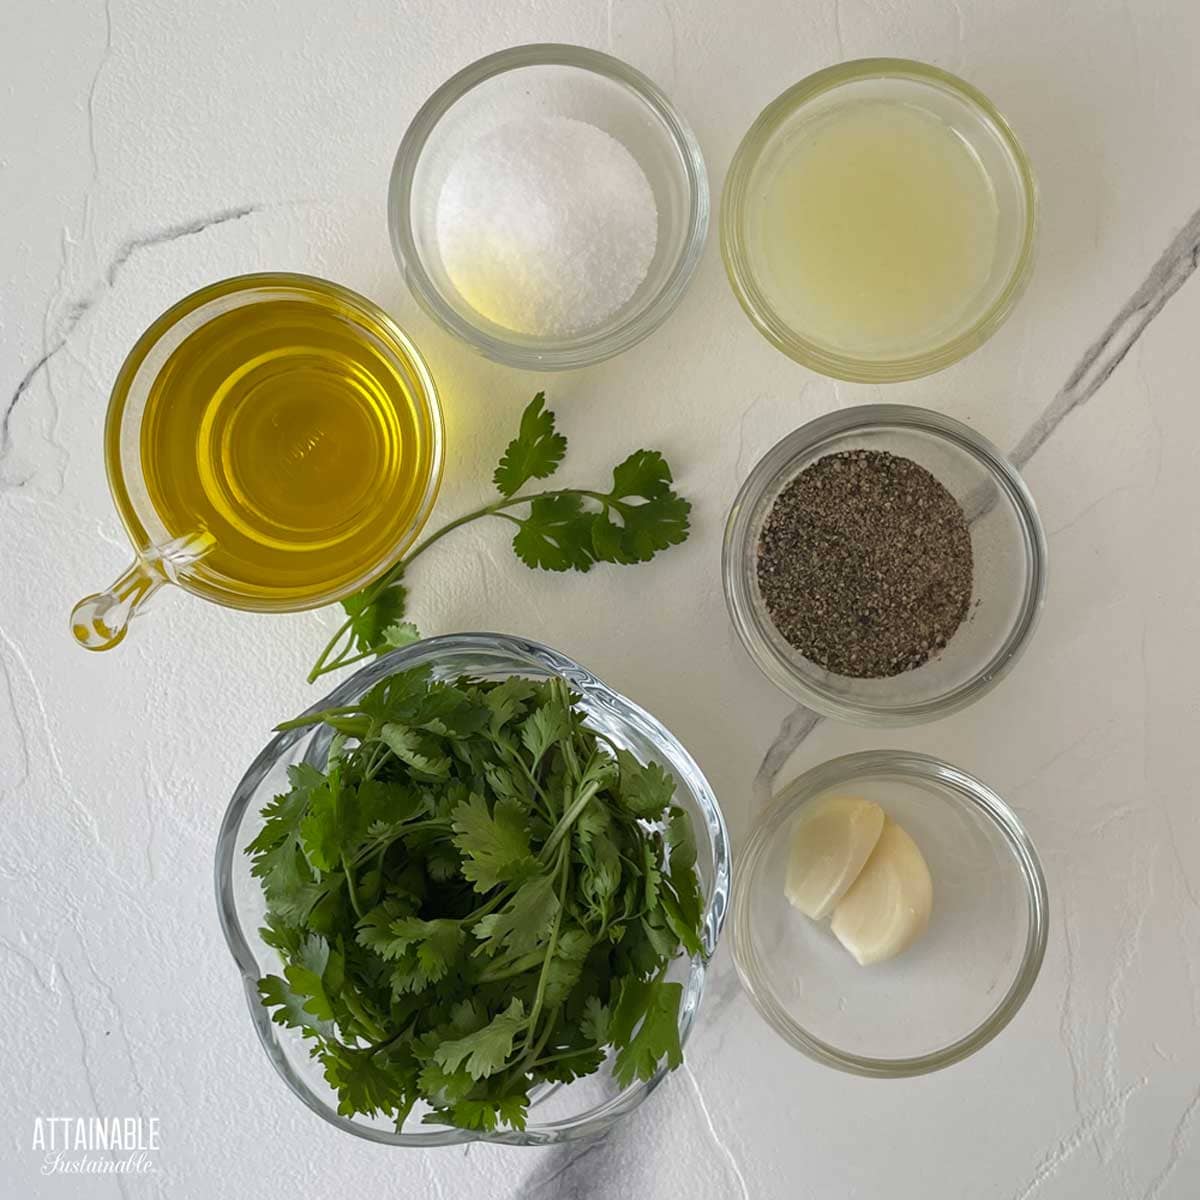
555;680;583;784
341;983;385;1042
343;855;366;920
476;950;545;983
309;485;623;683
319;649;376;673
512;1007;559;1085
589;729;625;760
401;484;618;569
499;744;553;821
362;742;390;781
527;1045;599;1070
539;758;604;864
308;612;363;681
521;845;570;1057
275;711;369;735
347;818;450;867
458;886;510;930
368;1023;415;1056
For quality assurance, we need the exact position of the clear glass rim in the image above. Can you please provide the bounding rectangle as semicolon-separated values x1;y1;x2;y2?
213;632;731;1146
387;42;710;371
722;404;1048;727
720;57;1039;382
103;272;445;613
731;749;1049;1077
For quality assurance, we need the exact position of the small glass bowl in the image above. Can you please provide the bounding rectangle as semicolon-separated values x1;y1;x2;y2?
388;44;709;370
723;405;1047;726
732;751;1048;1076
721;58;1037;381
215;633;730;1146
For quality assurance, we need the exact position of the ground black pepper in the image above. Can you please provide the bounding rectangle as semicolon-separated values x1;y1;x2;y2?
756;449;973;678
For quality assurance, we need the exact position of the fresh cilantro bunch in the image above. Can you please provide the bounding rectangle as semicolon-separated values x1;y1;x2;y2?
309;394;691;681
251;666;706;1133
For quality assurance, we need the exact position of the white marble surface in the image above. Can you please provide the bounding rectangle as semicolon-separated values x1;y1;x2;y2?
3;0;1200;1196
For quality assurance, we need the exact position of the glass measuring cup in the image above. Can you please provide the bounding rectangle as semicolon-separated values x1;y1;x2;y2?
71;274;444;650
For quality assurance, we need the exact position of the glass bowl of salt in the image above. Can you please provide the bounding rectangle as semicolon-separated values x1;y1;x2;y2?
389;43;709;370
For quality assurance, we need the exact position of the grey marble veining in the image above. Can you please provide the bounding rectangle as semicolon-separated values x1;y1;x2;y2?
1010;202;1200;470
0;204;260;474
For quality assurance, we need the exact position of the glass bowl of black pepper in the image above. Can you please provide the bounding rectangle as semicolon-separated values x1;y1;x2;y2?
723;405;1046;725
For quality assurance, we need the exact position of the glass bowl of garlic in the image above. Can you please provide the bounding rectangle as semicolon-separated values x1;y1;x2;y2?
731;750;1047;1076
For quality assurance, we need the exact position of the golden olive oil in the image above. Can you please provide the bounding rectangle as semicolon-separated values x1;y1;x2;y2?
750;100;1000;356
137;281;439;605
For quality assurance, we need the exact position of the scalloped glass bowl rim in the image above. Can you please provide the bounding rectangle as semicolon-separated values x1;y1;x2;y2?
214;632;731;1146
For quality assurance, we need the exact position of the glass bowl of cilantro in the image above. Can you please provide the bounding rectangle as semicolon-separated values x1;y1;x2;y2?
215;632;729;1145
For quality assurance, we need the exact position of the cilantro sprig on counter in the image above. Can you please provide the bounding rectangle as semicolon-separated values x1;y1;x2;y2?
251;668;705;1133
309;394;691;681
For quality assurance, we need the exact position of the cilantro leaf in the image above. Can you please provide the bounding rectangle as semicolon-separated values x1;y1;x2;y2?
612;448;673;498
591;451;691;565
509;449;691;574
358;914;464;986
359;666;435;723
247;763;325;856
667;804;698;874
431;1093;529;1133
344;779;422;851
257;973;334;1037
355;901;413;958
248;766;330;923
613;980;684;1086
592;494;692;565
299;780;339;872
511;493;596;572
493;393;567;497
520;700;569;766
451;793;537;892
472;872;560;958
433;998;527;1079
616;750;675;819
382;621;420;650
319;1043;414;1119
579;830;621;915
257;934;341;1038
340;579;408;656
544;929;594;1006
581;995;610;1045
641;837;663;913
483;677;539;735
260;848;325;925
379;723;451;779
417;1059;477;1108
641;911;679;960
540;1048;606;1084
655;806;704;957
492;1093;530;1131
413;687;491;738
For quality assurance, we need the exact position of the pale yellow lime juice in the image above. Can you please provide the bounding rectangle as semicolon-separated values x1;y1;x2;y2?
748;100;1001;356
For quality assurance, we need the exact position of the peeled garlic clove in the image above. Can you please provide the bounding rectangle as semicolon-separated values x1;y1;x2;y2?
784;794;886;919
830;819;933;966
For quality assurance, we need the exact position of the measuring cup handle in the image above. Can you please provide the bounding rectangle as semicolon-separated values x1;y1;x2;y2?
70;559;165;651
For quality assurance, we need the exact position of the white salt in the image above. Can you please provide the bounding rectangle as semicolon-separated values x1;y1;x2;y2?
435;116;659;338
